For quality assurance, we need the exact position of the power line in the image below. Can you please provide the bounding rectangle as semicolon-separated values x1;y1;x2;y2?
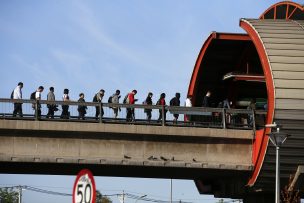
124;193;193;203
24;185;72;197
0;185;242;203
0;185;71;197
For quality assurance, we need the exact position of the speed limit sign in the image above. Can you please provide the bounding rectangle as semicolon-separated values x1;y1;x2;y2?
73;169;96;203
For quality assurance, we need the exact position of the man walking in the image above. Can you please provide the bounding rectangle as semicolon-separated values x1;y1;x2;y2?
93;89;105;120
126;90;137;122
12;82;23;117
111;90;121;119
46;87;56;119
170;92;181;124
35;86;44;119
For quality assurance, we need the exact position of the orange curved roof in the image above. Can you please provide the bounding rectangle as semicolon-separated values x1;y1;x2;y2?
260;1;304;20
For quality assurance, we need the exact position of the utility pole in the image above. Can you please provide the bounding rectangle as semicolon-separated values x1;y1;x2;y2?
118;191;125;203
17;186;22;203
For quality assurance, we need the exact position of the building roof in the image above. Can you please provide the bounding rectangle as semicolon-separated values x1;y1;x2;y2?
240;18;304;190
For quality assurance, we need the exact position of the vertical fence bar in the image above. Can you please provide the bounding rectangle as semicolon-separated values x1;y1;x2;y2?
251;110;256;132
222;108;226;129
35;100;38;121
162;105;165;126
99;102;103;123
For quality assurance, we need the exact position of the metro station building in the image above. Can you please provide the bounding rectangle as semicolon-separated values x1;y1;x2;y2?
189;1;304;201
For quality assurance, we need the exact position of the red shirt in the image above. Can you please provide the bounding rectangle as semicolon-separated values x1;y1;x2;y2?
159;98;166;105
128;93;135;104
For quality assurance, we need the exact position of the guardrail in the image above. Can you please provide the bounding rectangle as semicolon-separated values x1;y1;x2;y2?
0;98;266;130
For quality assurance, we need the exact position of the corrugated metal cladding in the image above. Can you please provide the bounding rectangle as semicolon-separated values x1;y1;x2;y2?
243;19;304;191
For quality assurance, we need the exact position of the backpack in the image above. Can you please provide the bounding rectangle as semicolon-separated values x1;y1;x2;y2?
108;95;113;103
10;90;14;99
123;94;129;104
93;94;98;102
30;91;36;100
170;98;175;106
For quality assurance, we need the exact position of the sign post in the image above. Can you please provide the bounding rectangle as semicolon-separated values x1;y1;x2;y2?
73;169;96;203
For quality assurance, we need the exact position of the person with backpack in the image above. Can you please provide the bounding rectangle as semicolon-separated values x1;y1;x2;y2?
110;90;121;119
77;93;87;120
157;93;167;123
170;92;181;123
144;92;153;122
93;89;105;120
46;87;57;119
12;82;23;117
34;86;44;119
61;88;70;119
126;90;137;122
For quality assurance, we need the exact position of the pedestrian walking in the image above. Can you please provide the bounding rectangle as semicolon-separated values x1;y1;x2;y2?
144;92;153;122
157;93;167;122
184;95;192;122
202;91;211;107
77;93;87;120
111;90;121;119
12;82;23;117
46;87;57;119
35;86;44;119
93;89;105;120
170;92;181;123
61;88;70;119
202;90;212;124
125;90;137;122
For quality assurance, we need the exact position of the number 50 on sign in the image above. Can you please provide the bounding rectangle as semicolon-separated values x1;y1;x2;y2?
73;169;96;203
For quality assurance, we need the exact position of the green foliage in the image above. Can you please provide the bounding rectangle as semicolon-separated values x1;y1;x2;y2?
0;188;19;203
96;190;112;203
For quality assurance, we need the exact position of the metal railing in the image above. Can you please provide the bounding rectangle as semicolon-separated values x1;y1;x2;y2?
0;98;266;130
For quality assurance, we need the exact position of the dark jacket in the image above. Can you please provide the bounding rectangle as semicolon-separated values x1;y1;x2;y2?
202;96;210;107
144;96;153;113
145;96;152;105
170;97;180;106
78;98;87;112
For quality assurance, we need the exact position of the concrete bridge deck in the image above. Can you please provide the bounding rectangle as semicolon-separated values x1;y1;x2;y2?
0;120;253;181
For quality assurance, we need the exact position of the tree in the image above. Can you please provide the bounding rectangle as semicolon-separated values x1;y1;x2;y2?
96;190;112;203
0;188;19;203
281;175;300;203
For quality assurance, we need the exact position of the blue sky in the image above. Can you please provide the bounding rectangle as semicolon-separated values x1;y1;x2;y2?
0;0;293;203
0;0;282;101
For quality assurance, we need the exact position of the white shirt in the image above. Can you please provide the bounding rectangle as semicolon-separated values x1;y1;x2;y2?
62;94;69;101
35;91;41;100
185;98;192;107
13;86;22;99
